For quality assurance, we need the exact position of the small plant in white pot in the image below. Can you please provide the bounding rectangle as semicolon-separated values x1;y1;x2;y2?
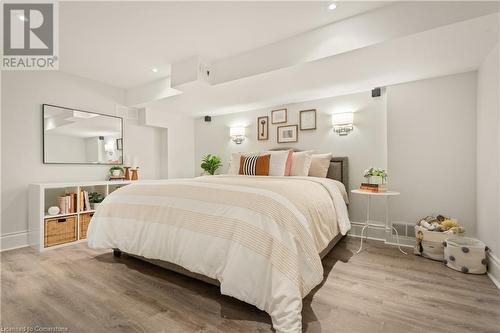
364;167;388;184
89;192;104;210
109;165;124;177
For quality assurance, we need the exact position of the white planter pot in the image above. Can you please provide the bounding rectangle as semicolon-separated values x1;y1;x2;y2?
92;202;101;210
112;170;121;176
368;176;384;185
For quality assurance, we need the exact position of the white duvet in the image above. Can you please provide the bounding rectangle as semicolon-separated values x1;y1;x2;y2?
88;175;350;332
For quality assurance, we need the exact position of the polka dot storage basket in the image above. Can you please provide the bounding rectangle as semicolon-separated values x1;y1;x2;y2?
443;237;487;274
414;226;464;261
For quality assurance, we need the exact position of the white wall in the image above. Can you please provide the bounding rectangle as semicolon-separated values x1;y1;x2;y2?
1;71;163;243
144;108;195;179
477;44;500;257
387;72;477;234
194;91;388;223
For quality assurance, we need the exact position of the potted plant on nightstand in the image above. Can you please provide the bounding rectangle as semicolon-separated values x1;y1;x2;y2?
364;167;388;184
89;192;104;210
201;154;222;175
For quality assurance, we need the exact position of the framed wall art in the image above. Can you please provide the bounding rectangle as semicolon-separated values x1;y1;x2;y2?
299;109;316;130
257;116;269;140
271;108;287;124
277;125;298;143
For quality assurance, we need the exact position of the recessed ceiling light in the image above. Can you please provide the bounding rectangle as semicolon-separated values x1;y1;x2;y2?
151;68;158;73
328;3;337;11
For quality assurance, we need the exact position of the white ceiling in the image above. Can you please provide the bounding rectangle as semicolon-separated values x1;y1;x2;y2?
57;1;500;117
59;1;390;89
148;12;500;116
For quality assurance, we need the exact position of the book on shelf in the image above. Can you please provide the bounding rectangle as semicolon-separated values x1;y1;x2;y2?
57;192;77;214
360;183;388;192
79;190;91;211
86;191;90;211
80;191;84;211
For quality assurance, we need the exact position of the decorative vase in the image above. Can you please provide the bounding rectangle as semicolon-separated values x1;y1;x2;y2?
131;168;139;180
48;206;60;216
92;202;101;210
124;166;131;180
112;170;121;177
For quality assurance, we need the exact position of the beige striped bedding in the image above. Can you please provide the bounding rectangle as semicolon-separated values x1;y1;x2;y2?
87;175;350;333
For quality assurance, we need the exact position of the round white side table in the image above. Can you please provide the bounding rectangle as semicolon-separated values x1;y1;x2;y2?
351;189;407;254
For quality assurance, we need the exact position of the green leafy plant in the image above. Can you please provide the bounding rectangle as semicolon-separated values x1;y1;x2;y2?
363;167;388;180
201;154;222;175
89;192;104;204
109;166;124;174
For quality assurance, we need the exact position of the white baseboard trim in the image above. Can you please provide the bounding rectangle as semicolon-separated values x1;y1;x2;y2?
0;231;29;252
487;251;500;290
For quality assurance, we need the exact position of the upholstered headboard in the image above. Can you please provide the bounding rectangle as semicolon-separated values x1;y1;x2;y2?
269;148;349;191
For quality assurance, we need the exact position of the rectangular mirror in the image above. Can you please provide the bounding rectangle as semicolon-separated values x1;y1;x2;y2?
43;104;123;164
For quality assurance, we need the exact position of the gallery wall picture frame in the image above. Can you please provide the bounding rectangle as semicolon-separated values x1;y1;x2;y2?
257;116;269;140
271;108;287;124
277;124;298;143
299;109;317;130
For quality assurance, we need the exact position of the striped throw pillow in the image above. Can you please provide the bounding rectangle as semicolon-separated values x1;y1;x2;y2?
239;154;271;176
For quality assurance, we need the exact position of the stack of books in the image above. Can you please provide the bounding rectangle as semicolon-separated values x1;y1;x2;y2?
80;190;91;211
58;193;77;214
359;183;388;192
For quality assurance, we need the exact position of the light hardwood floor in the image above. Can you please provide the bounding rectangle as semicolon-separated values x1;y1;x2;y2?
2;238;499;333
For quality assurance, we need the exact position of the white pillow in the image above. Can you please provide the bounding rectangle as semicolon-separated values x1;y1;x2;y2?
309;153;332;178
226;153;242;174
265;150;290;176
290;150;313;176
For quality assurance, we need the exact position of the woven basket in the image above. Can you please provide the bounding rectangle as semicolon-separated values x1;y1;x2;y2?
414;226;464;261
79;212;94;239
44;215;77;247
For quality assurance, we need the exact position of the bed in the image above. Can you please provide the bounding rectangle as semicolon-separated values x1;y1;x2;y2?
87;154;350;333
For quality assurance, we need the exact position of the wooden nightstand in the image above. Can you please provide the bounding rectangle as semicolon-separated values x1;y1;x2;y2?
351;189;407;254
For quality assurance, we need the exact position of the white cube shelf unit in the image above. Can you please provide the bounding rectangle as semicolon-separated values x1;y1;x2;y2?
29;180;135;251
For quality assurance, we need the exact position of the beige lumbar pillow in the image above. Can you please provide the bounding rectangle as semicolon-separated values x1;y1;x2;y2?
290;150;313;176
309;153;332;178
